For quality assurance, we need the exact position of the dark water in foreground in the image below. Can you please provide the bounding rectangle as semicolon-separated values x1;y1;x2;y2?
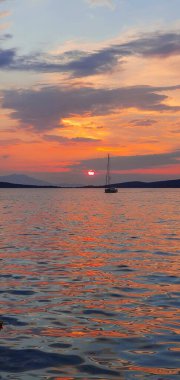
0;189;179;380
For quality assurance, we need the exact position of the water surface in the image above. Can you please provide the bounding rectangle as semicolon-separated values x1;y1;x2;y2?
0;189;179;379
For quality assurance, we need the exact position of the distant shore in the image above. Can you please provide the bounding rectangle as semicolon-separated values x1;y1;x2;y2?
0;179;179;188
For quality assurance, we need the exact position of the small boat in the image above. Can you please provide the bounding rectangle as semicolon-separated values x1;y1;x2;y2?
105;154;118;193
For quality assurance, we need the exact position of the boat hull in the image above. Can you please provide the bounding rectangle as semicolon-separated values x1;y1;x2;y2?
105;187;118;193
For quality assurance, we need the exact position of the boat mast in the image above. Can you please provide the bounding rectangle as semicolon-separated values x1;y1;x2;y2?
106;154;111;186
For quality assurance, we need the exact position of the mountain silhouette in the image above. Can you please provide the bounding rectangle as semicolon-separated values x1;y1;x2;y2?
0;174;52;187
0;179;179;188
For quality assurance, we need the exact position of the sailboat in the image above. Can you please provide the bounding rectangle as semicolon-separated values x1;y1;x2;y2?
105;154;118;193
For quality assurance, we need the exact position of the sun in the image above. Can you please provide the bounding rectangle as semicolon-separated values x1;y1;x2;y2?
88;170;95;176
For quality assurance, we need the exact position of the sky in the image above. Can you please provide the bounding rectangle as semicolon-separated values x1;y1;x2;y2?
0;0;180;185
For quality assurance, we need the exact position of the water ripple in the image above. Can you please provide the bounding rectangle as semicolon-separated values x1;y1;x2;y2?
0;188;179;379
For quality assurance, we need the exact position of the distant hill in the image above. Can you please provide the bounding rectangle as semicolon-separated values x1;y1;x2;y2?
0;181;58;188
0;174;53;187
113;179;180;188
0;178;179;188
84;179;180;188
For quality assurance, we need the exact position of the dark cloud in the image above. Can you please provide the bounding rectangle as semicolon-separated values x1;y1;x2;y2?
65;32;180;77
121;32;180;58
0;154;10;159
7;49;120;77
44;134;101;144
74;150;180;171
0;31;180;76
0;33;12;41
130;119;157;126
64;48;120;76
72;136;101;142
0;48;15;66
2;84;180;132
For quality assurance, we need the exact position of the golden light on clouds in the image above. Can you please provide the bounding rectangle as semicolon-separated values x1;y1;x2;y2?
0;0;180;182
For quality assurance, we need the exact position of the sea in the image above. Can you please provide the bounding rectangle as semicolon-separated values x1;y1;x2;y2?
0;188;179;380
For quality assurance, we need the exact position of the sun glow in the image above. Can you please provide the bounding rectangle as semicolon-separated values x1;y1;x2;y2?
88;170;95;176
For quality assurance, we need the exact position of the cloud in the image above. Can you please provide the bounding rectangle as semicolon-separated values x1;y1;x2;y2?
2;84;180;132
64;48;120;76
7;48;120;77
0;154;10;159
44;134;101;144
74;150;180;171
130;119;157;126
0;47;15;66
66;32;180;76
0;33;12;41
124;32;180;58
0;31;180;76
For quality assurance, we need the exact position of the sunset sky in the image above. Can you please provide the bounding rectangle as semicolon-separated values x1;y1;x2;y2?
0;0;180;185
